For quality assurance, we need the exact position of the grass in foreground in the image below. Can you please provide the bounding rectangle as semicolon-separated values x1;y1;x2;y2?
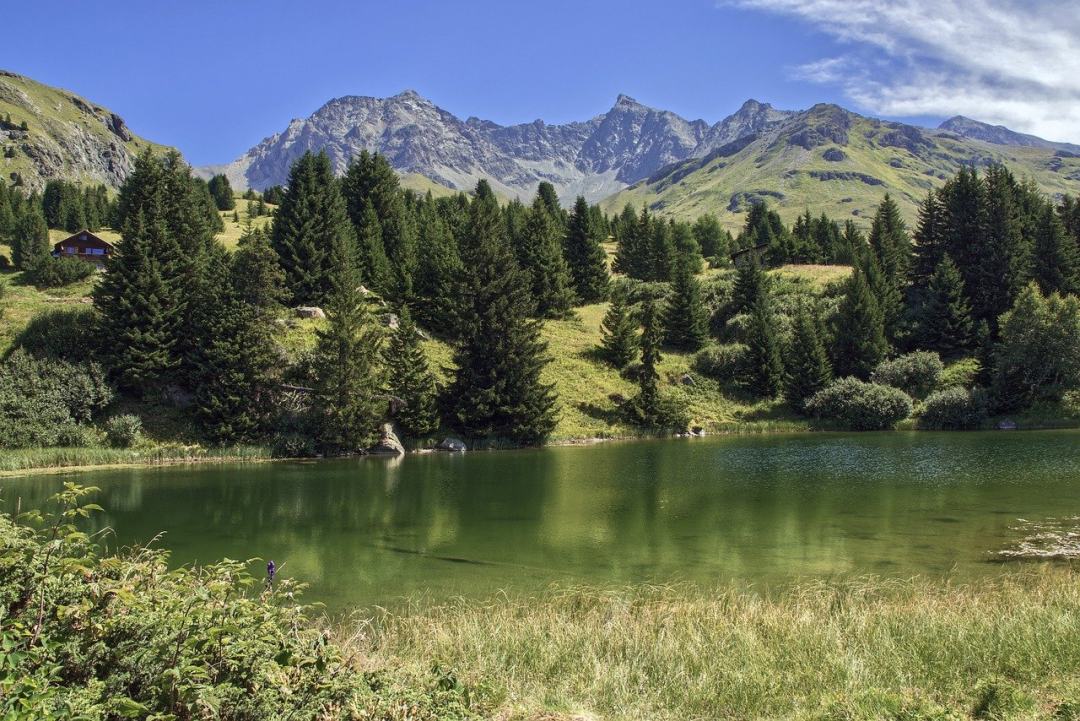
358;570;1080;721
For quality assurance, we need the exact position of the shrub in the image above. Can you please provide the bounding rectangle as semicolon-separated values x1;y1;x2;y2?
12;306;99;361
620;392;690;430
0;350;113;447
940;357;980;389
105;413;143;448
918;387;988;430
0;485;482;720
55;422;99;447
692;343;748;381
28;256;95;287
872;351;944;398
805;376;913;430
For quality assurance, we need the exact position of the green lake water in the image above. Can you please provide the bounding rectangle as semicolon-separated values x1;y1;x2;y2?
3;430;1080;612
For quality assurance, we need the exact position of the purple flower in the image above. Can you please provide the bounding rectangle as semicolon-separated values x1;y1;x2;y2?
267;560;276;581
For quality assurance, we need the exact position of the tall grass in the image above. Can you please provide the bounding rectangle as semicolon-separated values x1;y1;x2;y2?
0;444;271;473
355;571;1080;721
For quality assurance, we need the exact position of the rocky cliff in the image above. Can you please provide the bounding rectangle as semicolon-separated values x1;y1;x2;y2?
0;70;168;192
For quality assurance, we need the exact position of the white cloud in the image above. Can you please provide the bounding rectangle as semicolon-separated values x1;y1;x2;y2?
727;0;1080;142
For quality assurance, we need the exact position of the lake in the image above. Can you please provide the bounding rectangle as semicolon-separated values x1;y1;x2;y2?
3;430;1080;612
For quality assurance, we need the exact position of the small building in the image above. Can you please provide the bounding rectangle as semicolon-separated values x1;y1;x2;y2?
730;242;770;268
52;230;115;269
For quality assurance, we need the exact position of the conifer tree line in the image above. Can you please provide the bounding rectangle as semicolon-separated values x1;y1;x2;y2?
5;150;1080;445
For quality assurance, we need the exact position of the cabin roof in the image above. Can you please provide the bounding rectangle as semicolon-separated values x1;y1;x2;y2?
52;229;115;252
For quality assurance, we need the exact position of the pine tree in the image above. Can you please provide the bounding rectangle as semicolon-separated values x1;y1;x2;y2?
312;223;385;453
564;196;609;303
648;219;676;281
831;268;888;379
447;180;557;444
207;174;235;211
10;204;49;271
784;302;832;413
614;204;651;280
634;299;663;425
232;226;287;312
671;221;702;273
911;190;946;289
413;196;461;330
356;199;392;294
743;295;784;398
0;182;14;241
857;248;903;345
270;151;354;305
520;195;576;318
1033;202;1080;295
975;165;1030;328
192;293;276;443
913;256;973;358
536;181;564;225
692;213;728;261
93;212;181;393
868;193;911;294
384;306;440;438
663;255;708;351
732;256;767;315
341;151;416;303
599;286;638;368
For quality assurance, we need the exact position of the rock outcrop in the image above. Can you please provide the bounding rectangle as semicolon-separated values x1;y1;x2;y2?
0;70;168;191
369;423;405;455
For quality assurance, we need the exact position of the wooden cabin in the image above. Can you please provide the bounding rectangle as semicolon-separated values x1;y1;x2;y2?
52;230;115;269
730;242;770;268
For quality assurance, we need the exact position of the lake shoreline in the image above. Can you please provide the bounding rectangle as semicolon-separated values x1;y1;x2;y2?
2;416;1078;478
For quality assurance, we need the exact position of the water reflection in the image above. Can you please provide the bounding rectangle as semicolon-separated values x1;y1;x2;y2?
3;430;1080;610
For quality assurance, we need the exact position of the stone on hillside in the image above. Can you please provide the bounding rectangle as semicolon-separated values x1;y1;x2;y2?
295;306;325;319
822;148;846;162
381;313;399;330
370;422;405;455
436;437;467;452
680;373;696;386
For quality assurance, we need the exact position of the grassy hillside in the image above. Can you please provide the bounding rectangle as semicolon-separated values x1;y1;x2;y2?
0;70;170;191
601;104;1080;230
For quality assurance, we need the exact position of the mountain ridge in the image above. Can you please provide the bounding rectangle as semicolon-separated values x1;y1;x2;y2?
201;90;1080;219
0;70;170;191
199;92;792;203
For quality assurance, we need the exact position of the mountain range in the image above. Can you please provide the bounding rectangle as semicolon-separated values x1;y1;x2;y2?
4;69;1080;228
200;90;1080;225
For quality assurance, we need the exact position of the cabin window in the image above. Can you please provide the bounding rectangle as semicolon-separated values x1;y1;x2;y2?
64;246;76;254
89;248;104;255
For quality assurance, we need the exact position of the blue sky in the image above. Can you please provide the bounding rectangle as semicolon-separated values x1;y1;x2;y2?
4;0;1077;165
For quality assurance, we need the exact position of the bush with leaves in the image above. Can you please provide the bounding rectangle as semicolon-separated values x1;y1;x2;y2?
0;484;485;720
918;386;989;430
692;343;748;383
27;257;95;288
0;350;113;447
11;306;99;362
871;351;944;398
805;376;913;430
104;413;143;448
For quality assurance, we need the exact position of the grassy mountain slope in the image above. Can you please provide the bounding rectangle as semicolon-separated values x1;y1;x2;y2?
0;70;170;191
601;104;1080;229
